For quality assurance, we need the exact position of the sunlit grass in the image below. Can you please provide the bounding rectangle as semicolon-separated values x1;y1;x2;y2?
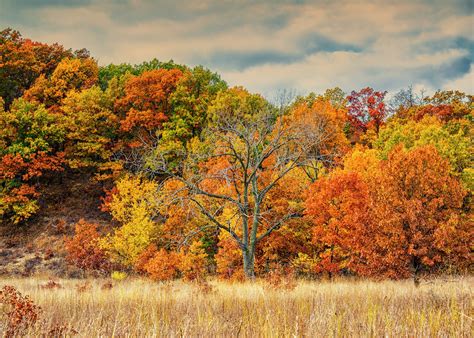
1;276;472;337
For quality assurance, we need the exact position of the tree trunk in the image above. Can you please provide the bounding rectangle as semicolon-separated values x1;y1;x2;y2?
411;256;421;287
413;272;420;287
242;248;255;279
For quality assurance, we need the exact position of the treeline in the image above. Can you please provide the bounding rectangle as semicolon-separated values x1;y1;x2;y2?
0;29;472;282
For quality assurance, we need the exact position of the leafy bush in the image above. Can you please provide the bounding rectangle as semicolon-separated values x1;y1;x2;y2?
0;285;41;337
111;271;128;281
65;219;110;273
144;249;181;281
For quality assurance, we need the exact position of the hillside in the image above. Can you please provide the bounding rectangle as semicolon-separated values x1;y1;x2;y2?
0;173;110;277
0;28;472;284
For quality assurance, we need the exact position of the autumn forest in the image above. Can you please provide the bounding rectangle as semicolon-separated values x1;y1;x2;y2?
0;26;472;336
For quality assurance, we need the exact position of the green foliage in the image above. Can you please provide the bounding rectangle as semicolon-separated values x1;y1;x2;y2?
153;66;227;169
0;29;471;282
0;99;65;224
375;116;472;187
98;59;187;90
295;87;348;110
0;99;64;156
207;86;274;127
165;66;227;140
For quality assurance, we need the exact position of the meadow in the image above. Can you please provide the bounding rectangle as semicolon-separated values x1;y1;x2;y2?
1;276;472;337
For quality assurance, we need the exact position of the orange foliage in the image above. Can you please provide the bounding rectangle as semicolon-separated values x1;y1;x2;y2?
0;151;64;223
305;171;369;275
134;244;158;274
257;167;314;273
285;97;349;165
306;145;470;279
117;69;183;133
144;249;181;281
356;146;469;279
64;219;110;272
414;104;455;121
0;28;74;108
215;232;244;280
0;151;64;181
0;285;41;337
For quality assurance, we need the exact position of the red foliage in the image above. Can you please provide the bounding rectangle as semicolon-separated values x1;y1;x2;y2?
414;104;454;121
347;87;387;136
0;285;41;337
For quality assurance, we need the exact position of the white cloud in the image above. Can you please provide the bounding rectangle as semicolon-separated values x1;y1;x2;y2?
2;0;472;95
443;66;474;93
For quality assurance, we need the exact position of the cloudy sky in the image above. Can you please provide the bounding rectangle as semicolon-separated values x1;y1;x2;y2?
1;0;473;97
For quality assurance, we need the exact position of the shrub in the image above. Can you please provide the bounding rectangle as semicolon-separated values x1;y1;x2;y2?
134;244;158;274
292;253;318;278
64;219;110;273
111;271;128;281
0;285;41;337
99;175;160;267
40;279;62;290
144;249;181;281
101;282;113;290
179;241;208;281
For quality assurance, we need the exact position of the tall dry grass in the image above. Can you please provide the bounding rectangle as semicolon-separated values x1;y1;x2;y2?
0;276;472;337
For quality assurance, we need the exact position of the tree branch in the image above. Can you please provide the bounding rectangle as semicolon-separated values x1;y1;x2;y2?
256;212;303;243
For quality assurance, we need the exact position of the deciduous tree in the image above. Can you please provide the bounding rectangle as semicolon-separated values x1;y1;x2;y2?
148;89;338;278
353;146;469;282
117;68;183;134
24;57;98;110
60;86;119;171
305;170;369;276
0;28;74;108
0;99;64;224
347;87;387;141
100;174;161;267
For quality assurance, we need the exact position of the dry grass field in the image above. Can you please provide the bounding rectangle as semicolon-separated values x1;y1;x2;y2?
0;276;472;337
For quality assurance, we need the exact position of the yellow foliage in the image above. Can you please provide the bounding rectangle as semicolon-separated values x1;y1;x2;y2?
179;241;208;281
343;146;381;178
101;174;161;267
292;252;317;276
111;271;128;281
107;174;160;224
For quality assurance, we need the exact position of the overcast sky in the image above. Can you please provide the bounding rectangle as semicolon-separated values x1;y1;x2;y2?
1;0;473;97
